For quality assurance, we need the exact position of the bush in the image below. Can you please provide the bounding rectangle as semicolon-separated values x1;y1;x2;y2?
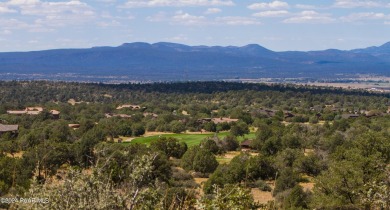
253;179;272;192
172;167;192;181
273;167;299;196
193;149;219;174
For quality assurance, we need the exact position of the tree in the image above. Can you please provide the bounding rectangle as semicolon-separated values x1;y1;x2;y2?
169;121;186;134
221;136;239;151
203;122;216;132
295;153;325;176
273;167;299;196
200;139;220;154
17;153;165;210
230;122;249;137
181;146;200;171
193;149;218;174
150;137;187;158
204;153;252;193
280;185;310;210
75;128;105;168
116;120;132;136
216;122;230;132
132;123;145;137
199;184;259;209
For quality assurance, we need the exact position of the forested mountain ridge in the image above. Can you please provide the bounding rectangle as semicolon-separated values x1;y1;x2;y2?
0;42;389;81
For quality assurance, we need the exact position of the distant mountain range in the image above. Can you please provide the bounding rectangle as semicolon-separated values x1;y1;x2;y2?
0;42;389;81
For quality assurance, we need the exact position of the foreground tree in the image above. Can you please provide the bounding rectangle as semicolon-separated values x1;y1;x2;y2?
198;184;259;209
15;153;174;210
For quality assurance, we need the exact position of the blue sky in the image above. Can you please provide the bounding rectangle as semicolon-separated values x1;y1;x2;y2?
0;0;390;52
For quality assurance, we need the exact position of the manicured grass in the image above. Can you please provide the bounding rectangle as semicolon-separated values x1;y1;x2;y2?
216;157;231;164
127;132;256;147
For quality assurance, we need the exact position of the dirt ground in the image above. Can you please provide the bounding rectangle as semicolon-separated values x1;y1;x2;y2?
300;182;315;191
5;151;24;158
143;131;175;137
251;188;274;204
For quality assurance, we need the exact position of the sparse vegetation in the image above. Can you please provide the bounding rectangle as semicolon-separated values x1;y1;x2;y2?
0;81;389;209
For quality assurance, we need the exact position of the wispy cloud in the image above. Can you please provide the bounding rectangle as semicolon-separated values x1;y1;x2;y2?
283;11;335;24
215;16;261;25
4;0;96;28
340;12;389;22
122;0;234;8
168;34;189;42
146;12;169;22
172;11;207;25
0;29;12;35
333;0;382;8
295;4;317;10
253;10;289;17
205;8;222;14
248;1;289;10
0;5;16;13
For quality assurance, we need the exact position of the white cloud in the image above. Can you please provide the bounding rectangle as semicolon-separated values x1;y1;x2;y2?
97;0;116;3
16;1;94;16
340;12;389;22
333;0;382;8
215;16;261;25
295;4;316;9
0;18;29;30
7;0;40;6
253;10;289;17
0;6;16;13
205;8;222;14
0;29;12;35
248;1;289;10
123;0;234;8
172;11;206;25
146;12;169;22
283;11;335;24
97;20;122;27
4;0;96;28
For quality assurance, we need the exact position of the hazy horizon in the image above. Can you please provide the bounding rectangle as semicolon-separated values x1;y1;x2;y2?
0;0;390;52
1;40;389;53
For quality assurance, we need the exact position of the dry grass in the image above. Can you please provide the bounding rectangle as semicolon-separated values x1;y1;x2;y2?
185;131;214;135
251;188;274;204
5;151;24;158
143;131;175;137
194;178;209;186
300;182;315;191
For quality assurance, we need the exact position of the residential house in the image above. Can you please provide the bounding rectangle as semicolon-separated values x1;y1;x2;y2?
143;112;158;118
0;124;19;136
116;104;144;110
105;113;132;118
68;124;81;129
211;117;239;124
341;114;360;119
7;107;44;115
50;110;61;119
240;139;253;150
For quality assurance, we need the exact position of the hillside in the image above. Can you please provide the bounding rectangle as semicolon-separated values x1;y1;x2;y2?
0;42;390;81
